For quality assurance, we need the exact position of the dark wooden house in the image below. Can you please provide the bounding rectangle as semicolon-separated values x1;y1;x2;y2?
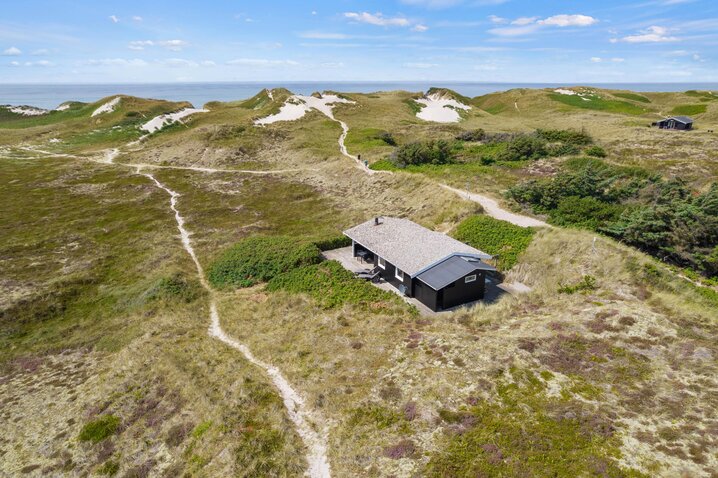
653;116;694;130
344;217;496;312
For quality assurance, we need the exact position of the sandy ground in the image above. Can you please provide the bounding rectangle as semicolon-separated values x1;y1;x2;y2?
255;94;353;125
440;184;549;228
415;93;471;123
140;108;209;133
91;97;121;117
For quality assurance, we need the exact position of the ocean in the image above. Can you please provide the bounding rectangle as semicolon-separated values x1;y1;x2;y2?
1;81;717;110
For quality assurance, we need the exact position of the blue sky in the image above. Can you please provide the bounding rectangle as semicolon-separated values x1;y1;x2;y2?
1;0;716;83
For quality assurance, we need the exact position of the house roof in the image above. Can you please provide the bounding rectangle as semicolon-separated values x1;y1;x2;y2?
417;255;495;291
344;217;492;277
662;116;694;124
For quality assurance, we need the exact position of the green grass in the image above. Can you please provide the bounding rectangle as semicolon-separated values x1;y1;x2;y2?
207;236;322;289
484;103;507;115
453;215;535;270
266;260;403;309
79;415;121;443
670;104;707;116
614;92;651;103
549;93;647;115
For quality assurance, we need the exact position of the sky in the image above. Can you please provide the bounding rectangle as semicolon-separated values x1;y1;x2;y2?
1;0;717;83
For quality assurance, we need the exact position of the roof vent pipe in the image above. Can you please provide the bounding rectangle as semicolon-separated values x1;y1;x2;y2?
374;216;383;226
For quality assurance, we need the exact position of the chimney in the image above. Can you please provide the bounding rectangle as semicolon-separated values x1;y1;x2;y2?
374;216;383;226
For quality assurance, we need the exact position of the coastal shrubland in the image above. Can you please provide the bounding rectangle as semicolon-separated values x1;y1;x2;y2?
452;215;535;270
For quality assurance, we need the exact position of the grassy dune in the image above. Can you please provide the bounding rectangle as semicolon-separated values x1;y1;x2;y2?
2;86;717;477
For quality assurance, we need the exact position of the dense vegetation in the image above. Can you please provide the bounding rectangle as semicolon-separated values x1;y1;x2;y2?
207;236;322;288
381;128;596;169
453;215;535;270
507;159;718;277
266;260;402;309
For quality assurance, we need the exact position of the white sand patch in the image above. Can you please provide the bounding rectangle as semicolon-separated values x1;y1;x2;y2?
140;108;209;134
554;88;577;96
255;94;353;125
91;97;121;117
266;88;274;101
415;93;471;123
55;103;71;111
6;105;48;116
48;138;61;143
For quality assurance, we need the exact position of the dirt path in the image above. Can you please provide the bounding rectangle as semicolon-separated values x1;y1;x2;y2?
136;166;332;478
440;184;549;228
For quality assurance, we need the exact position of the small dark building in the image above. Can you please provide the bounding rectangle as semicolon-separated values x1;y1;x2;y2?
652;116;694;130
344;217;496;312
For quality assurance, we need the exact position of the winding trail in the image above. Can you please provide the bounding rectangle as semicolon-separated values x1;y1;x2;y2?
440;184;549;228
136;166;331;477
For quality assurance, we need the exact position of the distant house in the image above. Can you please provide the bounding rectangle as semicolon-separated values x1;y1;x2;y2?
344;217;496;312
652;116;694;130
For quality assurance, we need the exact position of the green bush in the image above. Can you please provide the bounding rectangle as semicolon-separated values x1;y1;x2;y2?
585;145;607;158
375;131;397;146
145;274;200;303
558;275;597;294
453;215;535;271
79;415;121;443
547;143;580;157
391;140;455;167
536;129;593;146
496;135;547;162
549;196;625;230
207;236;322;288
313;235;351;251
266;260;400;309
455;129;486;142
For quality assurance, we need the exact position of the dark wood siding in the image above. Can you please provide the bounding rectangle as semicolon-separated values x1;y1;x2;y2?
376;257;412;295
413;279;439;311
441;271;486;310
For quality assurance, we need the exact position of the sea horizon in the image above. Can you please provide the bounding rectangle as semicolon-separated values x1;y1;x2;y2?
2;81;717;110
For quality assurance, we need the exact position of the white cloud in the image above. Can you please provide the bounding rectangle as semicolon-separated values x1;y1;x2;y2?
412;24;429;32
22;60;53;67
311;11;317;15
590;56;602;63
403;62;438;68
86;58;148;67
3;46;22;56
226;58;299;67
161;58;198;68
612;57;625;62
128;40;189;51
109;15;119;23
489;13;597;36
344;12;411;27
132;16;143;22
201;60;216;66
321;62;345;68
512;17;537;26
9;60;20;66
616;26;678;43
590;56;625;63
31;48;49;55
488;15;507;24
538;14;598;27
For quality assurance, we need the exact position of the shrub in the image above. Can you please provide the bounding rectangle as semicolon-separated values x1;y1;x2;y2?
384;440;416;459
369;159;398;171
391;140;455;167
79;415;121;443
145;274;200;303
266;260;400;309
585;145;607;158
558;275;597;294
453;215;535;271
496;135;547;162
207;236;322;288
549;196;625;230
375;131;397;146
547;143;580;157
455;129;486;142
97;461;120;476
313;235;351;251
536;129;593;146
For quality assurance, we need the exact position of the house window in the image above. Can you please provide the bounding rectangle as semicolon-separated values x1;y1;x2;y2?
465;274;477;283
395;268;404;281
377;257;386;269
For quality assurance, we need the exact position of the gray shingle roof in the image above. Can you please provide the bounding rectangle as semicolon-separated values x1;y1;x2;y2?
343;217;491;277
417;255;495;290
664;116;694;123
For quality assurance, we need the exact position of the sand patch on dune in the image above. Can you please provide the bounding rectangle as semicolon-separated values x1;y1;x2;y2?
415;93;470;123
